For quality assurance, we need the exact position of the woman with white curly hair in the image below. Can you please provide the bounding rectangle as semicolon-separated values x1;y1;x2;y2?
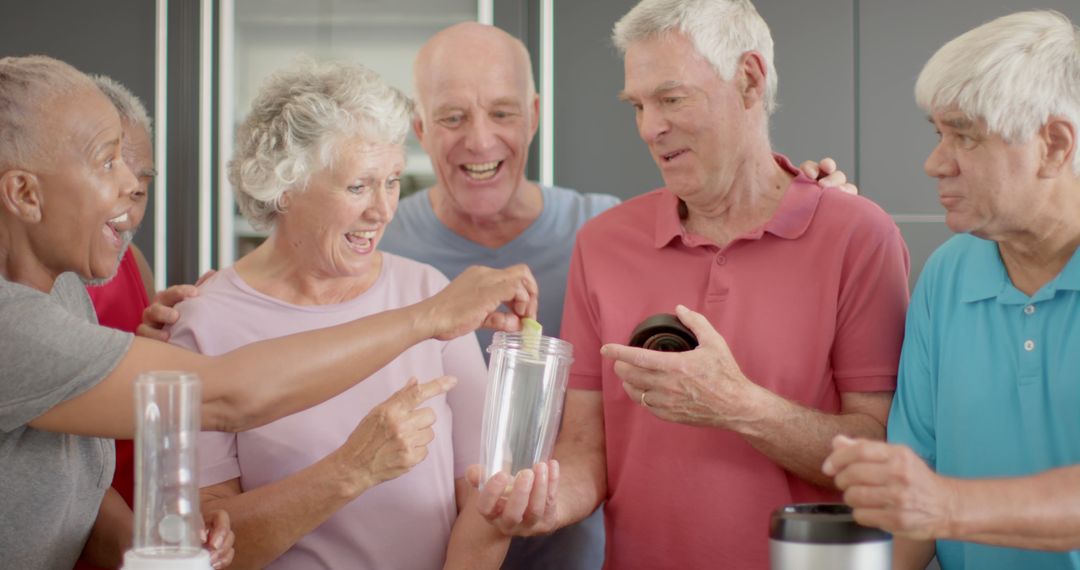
168;60;510;569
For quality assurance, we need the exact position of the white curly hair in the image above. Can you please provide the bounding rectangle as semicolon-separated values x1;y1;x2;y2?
229;59;414;230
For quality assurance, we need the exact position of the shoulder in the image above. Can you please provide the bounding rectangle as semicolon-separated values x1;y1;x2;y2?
0;278;57;325
576;188;665;241
923;233;981;268
170;268;246;323
382;189;437;254
166;267;269;352
0;274;129;357
130;245;155;297
544;185;621;218
903;235;984;334
0;275;49;301
381;252;452;292
915;233;985;291
53;272;96;317
816;187;900;240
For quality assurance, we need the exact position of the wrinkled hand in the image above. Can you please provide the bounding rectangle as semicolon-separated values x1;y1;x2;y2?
200;509;235;569
136;270;216;341
800;157;858;195
823;435;958;540
602;305;764;429
468;460;560;537
334;376;456;491
421;264;539;341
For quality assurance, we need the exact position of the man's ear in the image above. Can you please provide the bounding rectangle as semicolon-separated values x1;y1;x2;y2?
529;93;541;139
412;114;426;144
737;51;768;110
0;170;43;222
1039;116;1076;178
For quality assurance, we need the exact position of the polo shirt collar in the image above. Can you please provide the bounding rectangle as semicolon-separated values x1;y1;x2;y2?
653;153;822;249
960;236;1080;303
958;238;1008;303
1057;250;1080;290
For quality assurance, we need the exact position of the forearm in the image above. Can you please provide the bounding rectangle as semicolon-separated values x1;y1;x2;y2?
893;536;936;570
734;388;888;488
946;465;1080;550
202;455;368;570
198;303;432;431
79;487;133;569
549;400;608;529
445;481;511;569
34;304;434;438
551;445;607;529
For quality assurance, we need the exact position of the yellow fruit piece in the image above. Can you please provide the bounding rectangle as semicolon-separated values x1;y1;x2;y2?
522;317;543;337
521;317;542;356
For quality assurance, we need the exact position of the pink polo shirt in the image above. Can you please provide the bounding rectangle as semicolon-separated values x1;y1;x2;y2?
561;155;910;569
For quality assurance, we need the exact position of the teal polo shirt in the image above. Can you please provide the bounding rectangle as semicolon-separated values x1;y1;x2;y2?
889;233;1080;569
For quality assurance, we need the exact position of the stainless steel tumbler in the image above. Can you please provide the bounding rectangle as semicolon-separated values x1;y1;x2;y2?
770;503;892;570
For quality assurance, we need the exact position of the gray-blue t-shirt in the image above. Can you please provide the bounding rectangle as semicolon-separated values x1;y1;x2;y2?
0;272;131;569
382;184;620;354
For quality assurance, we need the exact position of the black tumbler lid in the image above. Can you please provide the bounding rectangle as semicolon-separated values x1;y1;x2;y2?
628;314;698;352
769;503;891;544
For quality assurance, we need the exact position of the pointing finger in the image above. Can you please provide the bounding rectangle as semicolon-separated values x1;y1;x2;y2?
402;376;456;408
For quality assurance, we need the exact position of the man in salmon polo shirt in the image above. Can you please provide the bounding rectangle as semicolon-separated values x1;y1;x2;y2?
473;1;911;568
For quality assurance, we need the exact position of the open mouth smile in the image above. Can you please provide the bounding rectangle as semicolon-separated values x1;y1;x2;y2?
344;229;379;253
103;212;129;247
461;160;501;180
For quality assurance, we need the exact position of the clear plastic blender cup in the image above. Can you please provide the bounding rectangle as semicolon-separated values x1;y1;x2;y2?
480;332;574;482
124;371;211;570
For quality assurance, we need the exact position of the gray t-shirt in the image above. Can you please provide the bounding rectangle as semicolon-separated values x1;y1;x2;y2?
0;272;132;569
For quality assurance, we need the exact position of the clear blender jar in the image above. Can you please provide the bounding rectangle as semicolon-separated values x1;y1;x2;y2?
480;332;574;482
123;371;211;570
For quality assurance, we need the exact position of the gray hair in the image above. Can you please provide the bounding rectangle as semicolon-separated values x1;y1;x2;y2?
613;0;778;115
229;59;414;230
916;10;1080;173
0;55;96;170
91;74;152;135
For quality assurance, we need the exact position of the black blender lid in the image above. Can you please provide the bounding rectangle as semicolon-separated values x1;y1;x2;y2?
627;313;698;352
769;503;891;544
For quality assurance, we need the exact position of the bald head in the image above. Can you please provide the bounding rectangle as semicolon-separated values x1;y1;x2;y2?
0;55;97;170
410;22;541;223
414;22;535;115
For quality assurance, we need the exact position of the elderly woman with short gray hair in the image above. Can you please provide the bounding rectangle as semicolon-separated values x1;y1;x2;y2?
168;60;509;569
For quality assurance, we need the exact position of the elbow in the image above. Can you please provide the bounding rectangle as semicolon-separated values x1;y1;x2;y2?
200;392;261;433
197;365;272;432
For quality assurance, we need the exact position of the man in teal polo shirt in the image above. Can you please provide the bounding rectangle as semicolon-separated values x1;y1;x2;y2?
823;10;1080;570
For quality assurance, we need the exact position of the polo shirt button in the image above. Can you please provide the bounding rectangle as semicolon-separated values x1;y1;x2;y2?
716;255;727;266
1024;339;1035;351
1024;305;1035;315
